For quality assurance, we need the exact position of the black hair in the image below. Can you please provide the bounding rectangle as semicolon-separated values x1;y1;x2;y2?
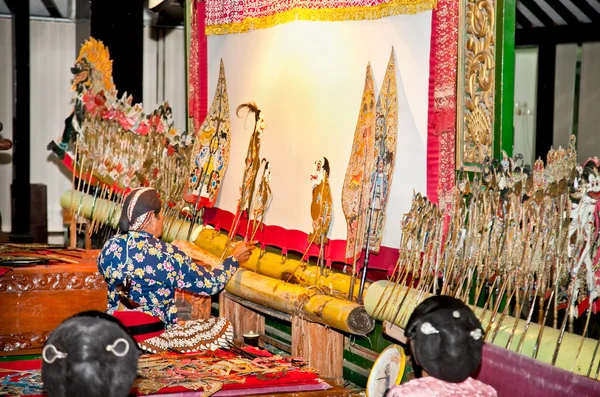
322;157;330;177
42;311;140;397
405;295;484;383
118;188;162;232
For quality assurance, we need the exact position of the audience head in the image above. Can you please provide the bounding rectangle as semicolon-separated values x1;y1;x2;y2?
42;310;140;397
405;295;484;383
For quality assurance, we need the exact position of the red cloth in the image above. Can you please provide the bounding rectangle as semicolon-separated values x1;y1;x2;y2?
426;0;459;205
0;267;11;277
203;206;400;272
112;310;165;342
189;0;208;133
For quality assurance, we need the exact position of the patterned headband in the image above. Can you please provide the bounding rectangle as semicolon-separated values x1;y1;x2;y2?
126;188;154;232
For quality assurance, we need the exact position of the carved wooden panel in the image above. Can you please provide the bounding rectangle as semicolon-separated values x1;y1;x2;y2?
0;272;106;293
0;332;50;352
456;0;496;171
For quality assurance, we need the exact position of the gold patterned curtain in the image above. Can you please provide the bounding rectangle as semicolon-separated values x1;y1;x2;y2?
205;0;437;35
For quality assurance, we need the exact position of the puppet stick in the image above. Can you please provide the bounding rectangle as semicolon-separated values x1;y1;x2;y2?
74;155;86;221
79;163;96;234
572;305;593;372
90;184;107;234
532;289;554;359
551;273;577;365
587;335;600;377
69;140;80;217
505;277;528;349
87;182;100;237
163;207;178;239
373;213;418;315
95;186;114;234
490;287;516;344
516;288;539;354
484;271;510;338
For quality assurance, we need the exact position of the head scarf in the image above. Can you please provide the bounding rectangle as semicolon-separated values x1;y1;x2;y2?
118;188;162;232
405;295;484;383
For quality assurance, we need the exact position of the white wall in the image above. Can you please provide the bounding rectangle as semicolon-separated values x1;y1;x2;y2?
208;14;432;248
0;19;187;233
577;42;600;163
553;44;577;150
29;19;77;233
143;26;187;130
513;47;538;165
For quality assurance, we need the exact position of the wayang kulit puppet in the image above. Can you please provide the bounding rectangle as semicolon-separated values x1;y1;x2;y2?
184;59;231;213
342;48;399;300
309;157;333;275
309;157;332;245
249;159;273;241
341;64;376;267
366;48;398;254
225;102;267;251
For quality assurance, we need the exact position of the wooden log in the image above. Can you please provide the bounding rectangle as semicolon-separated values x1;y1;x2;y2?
364;280;600;377
59;190;202;242
226;269;374;335
192;229;370;300
219;293;265;345
292;316;344;384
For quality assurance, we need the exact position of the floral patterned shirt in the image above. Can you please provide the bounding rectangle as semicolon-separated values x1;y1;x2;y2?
387;377;497;397
98;231;238;325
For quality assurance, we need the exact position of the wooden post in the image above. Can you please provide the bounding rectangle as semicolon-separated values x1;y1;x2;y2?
219;293;265;344
292;316;344;383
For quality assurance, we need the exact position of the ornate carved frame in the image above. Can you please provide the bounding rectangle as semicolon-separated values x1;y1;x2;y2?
456;0;497;172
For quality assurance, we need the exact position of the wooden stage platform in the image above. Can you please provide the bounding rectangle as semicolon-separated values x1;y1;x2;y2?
0;248;361;396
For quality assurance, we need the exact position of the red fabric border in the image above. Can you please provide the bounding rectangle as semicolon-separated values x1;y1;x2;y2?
197;1;208;124
189;0;208;131
203;207;400;273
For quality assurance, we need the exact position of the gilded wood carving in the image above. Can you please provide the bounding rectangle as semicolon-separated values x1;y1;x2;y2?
456;0;496;171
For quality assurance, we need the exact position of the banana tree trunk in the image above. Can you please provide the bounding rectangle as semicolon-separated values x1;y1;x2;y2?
193;229;370;300
227;269;374;335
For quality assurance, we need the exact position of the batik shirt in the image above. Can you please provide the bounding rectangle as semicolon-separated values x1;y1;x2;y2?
98;231;238;326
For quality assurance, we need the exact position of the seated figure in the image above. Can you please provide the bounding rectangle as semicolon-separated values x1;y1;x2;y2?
41;311;140;397
388;295;497;397
97;187;255;353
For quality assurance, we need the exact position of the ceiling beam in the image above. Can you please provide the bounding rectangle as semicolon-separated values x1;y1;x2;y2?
4;0;14;13
545;0;581;26
520;0;556;27
516;23;600;46
570;0;600;24
516;7;533;28
40;0;63;18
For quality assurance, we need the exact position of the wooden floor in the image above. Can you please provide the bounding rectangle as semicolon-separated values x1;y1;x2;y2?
249;383;363;397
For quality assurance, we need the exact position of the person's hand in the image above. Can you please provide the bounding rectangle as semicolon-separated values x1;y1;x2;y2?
231;240;257;263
